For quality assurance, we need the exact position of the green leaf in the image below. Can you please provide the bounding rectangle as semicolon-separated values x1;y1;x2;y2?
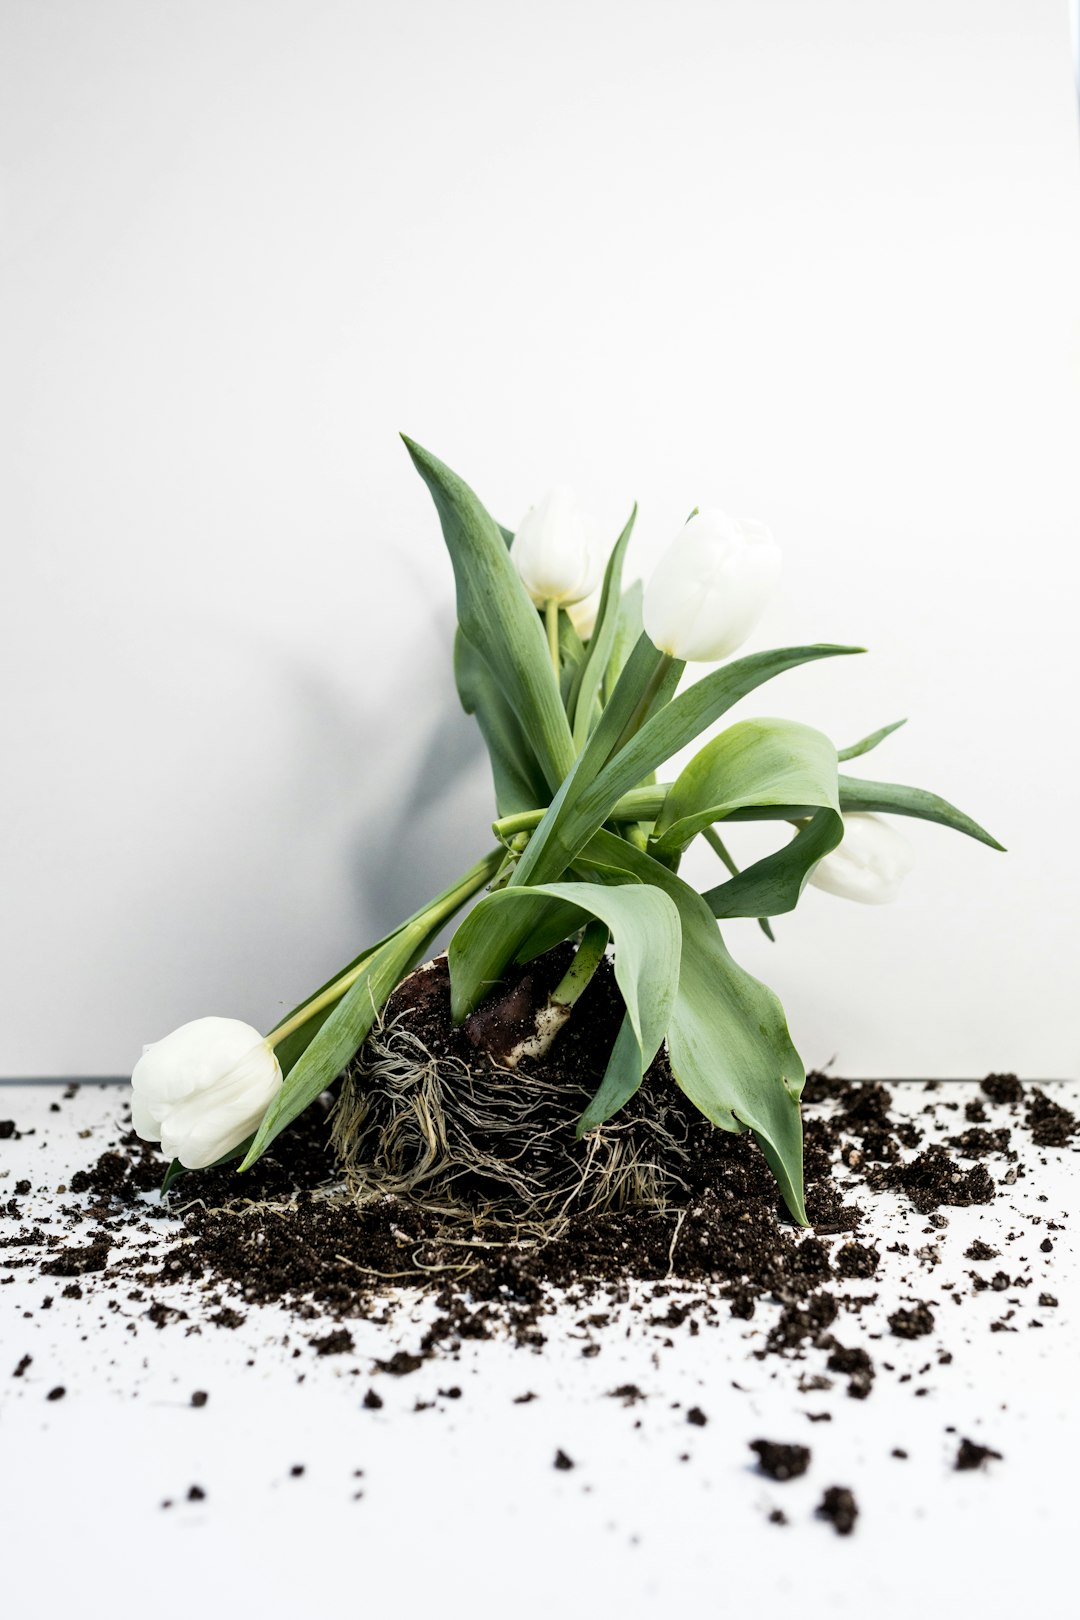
705;811;842;919
448;879;682;1131
573;831;808;1224
837;718;907;762
646;716;844;921
509;633;677;892
514;642;861;895
605;581;645;700
571;506;637;747
558;611;587;706
838;773;1005;851
402;437;575;792
651;718;840;856
455;630;550;817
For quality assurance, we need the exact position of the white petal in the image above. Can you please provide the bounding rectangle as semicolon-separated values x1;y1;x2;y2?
130;1016;281;1164
512;486;603;606
643;510;780;662
808;814;915;904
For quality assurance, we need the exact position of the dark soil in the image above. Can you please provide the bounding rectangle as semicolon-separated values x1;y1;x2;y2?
955;1438;1002;1470
750;1440;811;1481
816;1485;859;1535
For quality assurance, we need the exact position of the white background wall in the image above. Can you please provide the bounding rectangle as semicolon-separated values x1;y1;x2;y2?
2;0;1078;1078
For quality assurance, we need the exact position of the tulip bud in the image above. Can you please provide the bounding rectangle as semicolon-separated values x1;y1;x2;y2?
131;1016;283;1168
512;485;602;607
807;813;915;904
643;509;781;662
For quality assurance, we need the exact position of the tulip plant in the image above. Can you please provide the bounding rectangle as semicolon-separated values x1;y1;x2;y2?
132;438;1002;1223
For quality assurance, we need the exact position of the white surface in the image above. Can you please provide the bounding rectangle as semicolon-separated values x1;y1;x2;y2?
2;1079;1077;1620
2;1;1079;1077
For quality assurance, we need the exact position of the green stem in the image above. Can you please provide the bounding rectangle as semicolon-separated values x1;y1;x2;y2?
545;599;561;681
266;848;502;1050
494;784;671;844
551;919;609;1009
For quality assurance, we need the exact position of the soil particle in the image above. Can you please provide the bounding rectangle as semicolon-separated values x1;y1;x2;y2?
834;1241;879;1279
947;1128;1011;1159
825;1344;875;1400
187;1485;206;1502
376;1350;426;1376
362;1389;383;1410
888;1303;935;1340
816;1485;858;1535
964;1240;999;1261
46;1386;66;1401
869;1145;995;1212
686;1406;707;1427
311;1328;354;1356
40;1235;111;1276
13;1355;31;1378
191;1391;208;1408
955;1438;1003;1470
750;1440;811;1481
1025;1090;1076;1148
981;1075;1022;1106
553;1449;574;1471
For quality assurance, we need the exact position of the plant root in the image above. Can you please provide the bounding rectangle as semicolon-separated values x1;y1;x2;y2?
330;989;692;1236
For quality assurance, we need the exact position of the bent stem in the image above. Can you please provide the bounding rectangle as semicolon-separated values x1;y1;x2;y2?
493;784;671;845
265;848;503;1052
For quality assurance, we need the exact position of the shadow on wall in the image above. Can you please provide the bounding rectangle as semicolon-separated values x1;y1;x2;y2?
358;658;495;948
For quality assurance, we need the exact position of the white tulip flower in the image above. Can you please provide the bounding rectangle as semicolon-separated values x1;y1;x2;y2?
512;485;602;608
131;1016;283;1168
643;509;781;662
807;813;915;904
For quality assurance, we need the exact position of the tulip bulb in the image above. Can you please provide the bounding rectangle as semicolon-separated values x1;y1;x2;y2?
131;1016;283;1169
643;509;781;662
807;813;915;904
512;485;602;607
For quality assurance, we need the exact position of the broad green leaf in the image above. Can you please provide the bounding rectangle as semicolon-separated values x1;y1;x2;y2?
573;830;808;1224
402;437;575;792
837;718;907;762
571;507;637;747
648;717;844;920
455;629;549;816
651;718;840;856
514;641;861;894
449;879;682;1133
704;810;842;919
838;773;1005;850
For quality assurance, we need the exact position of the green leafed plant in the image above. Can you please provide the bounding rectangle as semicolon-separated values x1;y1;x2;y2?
130;439;1003;1223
